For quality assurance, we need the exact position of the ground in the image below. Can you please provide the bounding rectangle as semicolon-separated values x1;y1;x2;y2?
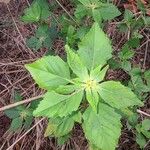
0;0;150;150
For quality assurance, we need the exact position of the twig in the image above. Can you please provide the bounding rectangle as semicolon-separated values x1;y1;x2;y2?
0;58;38;66
0;75;30;97
6;3;35;57
6;118;45;150
54;0;79;26
137;109;150;117
0;95;43;112
143;41;149;71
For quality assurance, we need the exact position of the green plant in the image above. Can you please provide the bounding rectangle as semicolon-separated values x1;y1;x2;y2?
136;119;150;149
75;0;121;23
4;91;38;131
118;9;150;38
21;0;58;52
26;24;58;51
21;0;51;23
25;23;143;150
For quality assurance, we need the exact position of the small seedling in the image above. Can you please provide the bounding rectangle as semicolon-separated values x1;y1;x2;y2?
4;91;38;131
26;24;57;51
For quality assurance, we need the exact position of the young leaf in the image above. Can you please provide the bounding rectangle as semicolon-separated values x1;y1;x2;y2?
27;24;58;51
65;45;89;81
83;103;122;150
21;1;41;23
90;65;108;82
55;85;79;95
54;116;75;137
9;117;23;132
74;4;88;19
25;56;70;90
124;9;134;23
26;36;41;50
127;38;140;48
78;23;112;71
99;3;121;21
33;90;83;118
57;135;70;146
86;89;99;112
21;0;51;23
5;109;20;119
38;0;51;20
141;119;150;138
136;133;147;149
121;60;131;71
14;91;22;102
45;112;79;137
92;9;102;23
98;81;143;109
24;116;33;129
119;44;135;60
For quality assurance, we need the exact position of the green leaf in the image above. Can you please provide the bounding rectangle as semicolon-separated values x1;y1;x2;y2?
24;116;33;129
119;44;135;60
57;134;70;146
38;0;51;20
92;9;102;23
144;70;150;87
5;109;20;119
65;45;89;81
145;17;150;26
74;4;88;20
124;9;134;22
130;68;150;93
140;119;150;139
90;65;108;82
78;22;112;71
33;90;83;118
83;103;122;150
21;1;41;23
136;133;146;149
86;89;99;112
55;85;79;95
21;0;50;23
27;24;57;50
25;56;70;90
99;3;121;21
78;0;100;7
26;36;42;51
54;116;75;137
14;91;22;102
121;60;131;71
137;0;146;13
118;23;128;32
9;117;23;132
98;81;143;109
89;144;101;150
72;111;82;123
76;26;89;40
45;112;79;137
127;38;140;48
